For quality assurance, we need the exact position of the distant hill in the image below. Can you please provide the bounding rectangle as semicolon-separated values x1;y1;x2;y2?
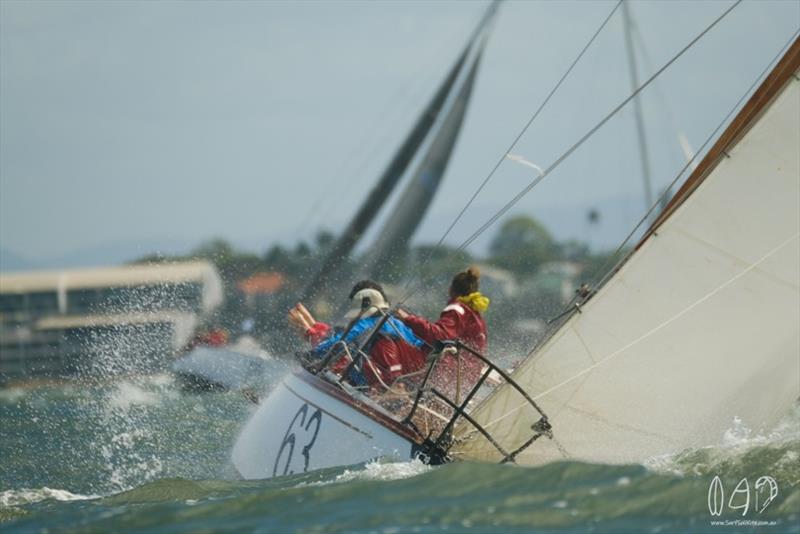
0;241;193;272
44;240;200;269
0;237;274;273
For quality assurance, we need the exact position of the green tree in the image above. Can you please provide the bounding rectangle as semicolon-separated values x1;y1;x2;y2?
192;238;235;261
489;215;556;276
411;244;473;280
314;230;335;255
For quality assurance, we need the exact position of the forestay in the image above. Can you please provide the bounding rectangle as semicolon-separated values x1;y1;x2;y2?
453;39;800;465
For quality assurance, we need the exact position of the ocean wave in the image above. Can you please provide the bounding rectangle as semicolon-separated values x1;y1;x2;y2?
0;387;27;404
301;458;432;488
333;459;432;483
645;405;800;482
0;487;95;507
106;381;162;410
4;459;799;532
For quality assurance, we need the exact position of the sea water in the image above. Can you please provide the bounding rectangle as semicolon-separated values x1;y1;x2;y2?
1;367;799;533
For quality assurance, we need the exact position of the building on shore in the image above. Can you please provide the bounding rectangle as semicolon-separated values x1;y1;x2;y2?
0;261;223;381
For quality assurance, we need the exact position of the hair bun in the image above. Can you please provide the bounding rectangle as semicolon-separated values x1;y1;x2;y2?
451;266;480;297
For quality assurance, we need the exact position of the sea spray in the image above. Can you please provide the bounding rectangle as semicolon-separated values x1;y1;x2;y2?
3;387;799;532
3;277;797;531
0;275;288;499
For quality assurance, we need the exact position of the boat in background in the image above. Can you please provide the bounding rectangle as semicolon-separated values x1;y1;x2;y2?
172;335;273;392
0;261;223;381
299;4;498;306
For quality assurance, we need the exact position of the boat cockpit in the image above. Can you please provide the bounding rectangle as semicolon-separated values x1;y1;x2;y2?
296;308;554;465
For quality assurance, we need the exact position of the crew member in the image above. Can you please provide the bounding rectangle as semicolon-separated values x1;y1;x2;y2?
289;281;428;387
397;266;489;399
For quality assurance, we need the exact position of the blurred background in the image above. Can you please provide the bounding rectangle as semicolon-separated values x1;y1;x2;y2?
2;0;798;380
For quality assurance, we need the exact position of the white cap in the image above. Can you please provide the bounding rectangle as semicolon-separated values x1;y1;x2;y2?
344;287;389;320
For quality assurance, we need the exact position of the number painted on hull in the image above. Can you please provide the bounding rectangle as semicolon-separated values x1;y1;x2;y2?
273;403;323;477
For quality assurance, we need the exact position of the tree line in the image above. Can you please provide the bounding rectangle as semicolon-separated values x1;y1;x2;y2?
135;214;624;355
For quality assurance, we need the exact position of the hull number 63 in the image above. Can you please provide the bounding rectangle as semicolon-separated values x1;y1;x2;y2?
273;403;322;477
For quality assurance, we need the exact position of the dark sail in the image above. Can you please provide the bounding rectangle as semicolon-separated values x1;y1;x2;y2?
301;3;498;303
366;36;488;281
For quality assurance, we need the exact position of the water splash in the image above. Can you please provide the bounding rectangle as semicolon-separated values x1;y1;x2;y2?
331;459;432;484
0;487;95;507
645;404;800;482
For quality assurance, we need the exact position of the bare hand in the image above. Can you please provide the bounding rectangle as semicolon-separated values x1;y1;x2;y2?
288;303;314;333
295;302;316;325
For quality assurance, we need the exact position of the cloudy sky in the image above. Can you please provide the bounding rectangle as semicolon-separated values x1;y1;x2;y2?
1;0;798;269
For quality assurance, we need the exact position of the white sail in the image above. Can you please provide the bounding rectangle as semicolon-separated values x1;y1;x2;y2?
453;41;800;465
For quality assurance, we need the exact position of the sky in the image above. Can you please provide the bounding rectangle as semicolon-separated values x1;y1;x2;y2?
1;0;798;270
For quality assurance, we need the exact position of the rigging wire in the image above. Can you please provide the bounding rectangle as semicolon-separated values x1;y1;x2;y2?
535;231;800;402
399;0;742;305
396;0;624;302
466;228;799;437
630;12;698;169
522;26;800;366
459;29;800;442
452;0;742;254
583;27;800;297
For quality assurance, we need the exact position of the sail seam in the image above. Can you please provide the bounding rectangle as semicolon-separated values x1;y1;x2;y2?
572;325;598;364
549;371;592;421
531;231;800;402
561;404;677;444
513;31;800;379
472;231;799;434
669;226;800;292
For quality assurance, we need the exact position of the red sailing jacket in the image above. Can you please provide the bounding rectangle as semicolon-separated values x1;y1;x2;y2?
403;299;488;397
305;322;426;386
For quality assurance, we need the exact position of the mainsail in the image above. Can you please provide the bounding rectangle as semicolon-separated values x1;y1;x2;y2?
453;38;800;465
301;4;498;302
367;32;488;280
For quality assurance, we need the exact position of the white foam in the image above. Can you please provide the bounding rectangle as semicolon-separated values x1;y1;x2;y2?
0;387;27;403
333;459;432;483
300;459;432;488
107;381;159;409
146;373;175;388
645;406;800;476
0;487;95;507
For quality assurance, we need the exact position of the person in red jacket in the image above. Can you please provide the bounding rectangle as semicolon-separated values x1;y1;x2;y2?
288;281;428;388
397;266;489;401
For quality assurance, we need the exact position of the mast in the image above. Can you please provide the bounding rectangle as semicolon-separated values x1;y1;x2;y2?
622;0;654;211
300;2;499;303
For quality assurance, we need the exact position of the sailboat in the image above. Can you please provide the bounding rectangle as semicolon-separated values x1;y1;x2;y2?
452;37;800;466
232;5;498;478
231;4;799;479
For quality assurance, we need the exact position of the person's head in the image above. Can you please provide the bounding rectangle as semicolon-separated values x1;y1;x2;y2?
345;280;389;319
348;280;387;301
449;266;480;299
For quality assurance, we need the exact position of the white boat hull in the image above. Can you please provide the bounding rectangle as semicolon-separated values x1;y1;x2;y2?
232;371;418;479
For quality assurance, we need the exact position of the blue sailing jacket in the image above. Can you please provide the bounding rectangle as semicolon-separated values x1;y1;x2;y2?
311;316;427;386
312;316;427;356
